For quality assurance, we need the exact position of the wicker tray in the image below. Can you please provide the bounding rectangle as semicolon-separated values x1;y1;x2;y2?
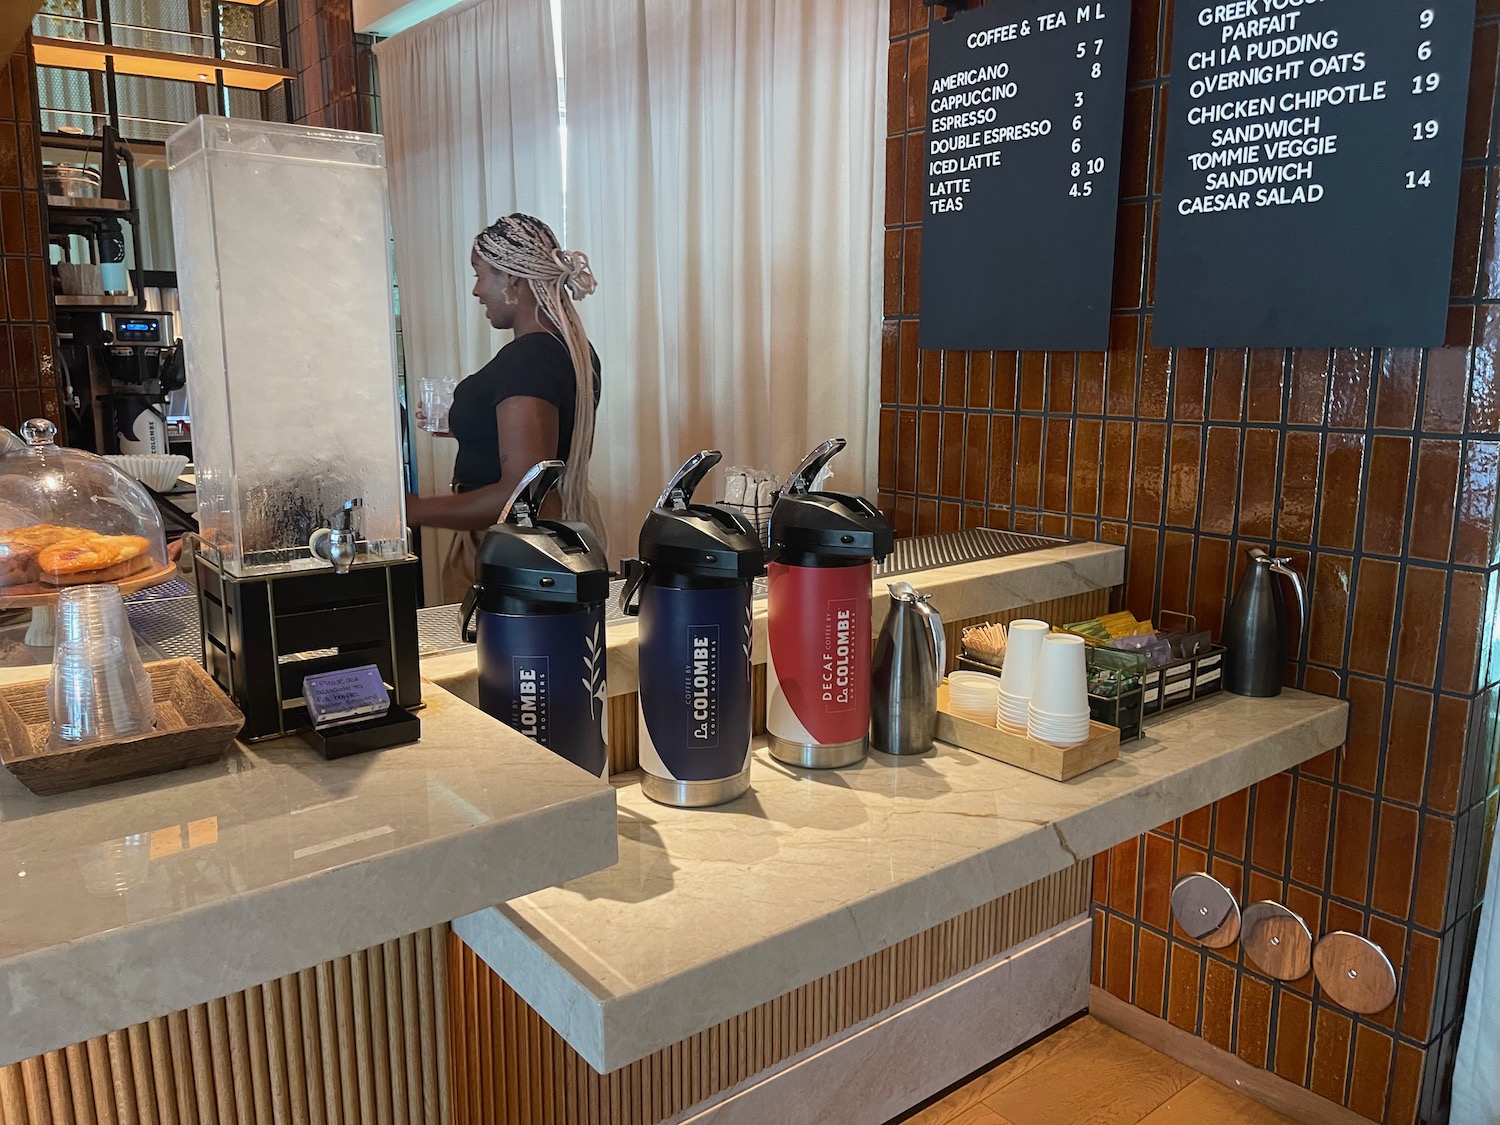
0;658;244;795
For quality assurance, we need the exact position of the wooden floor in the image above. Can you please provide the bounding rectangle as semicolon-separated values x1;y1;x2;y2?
893;1017;1300;1125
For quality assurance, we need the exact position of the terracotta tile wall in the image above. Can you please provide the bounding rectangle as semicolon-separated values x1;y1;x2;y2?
882;1;1500;1122
282;0;377;133
0;41;60;434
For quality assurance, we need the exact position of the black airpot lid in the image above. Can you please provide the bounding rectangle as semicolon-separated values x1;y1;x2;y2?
636;450;765;580
768;438;894;562
472;460;610;604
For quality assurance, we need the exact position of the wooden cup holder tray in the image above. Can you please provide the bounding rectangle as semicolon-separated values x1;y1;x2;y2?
936;680;1120;781
0;658;245;795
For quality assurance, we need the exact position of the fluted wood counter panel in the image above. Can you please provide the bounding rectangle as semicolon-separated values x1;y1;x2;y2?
0;927;451;1125
446;864;1090;1125
601;591;1104;775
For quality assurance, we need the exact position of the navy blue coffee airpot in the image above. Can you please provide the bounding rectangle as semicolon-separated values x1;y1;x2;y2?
460;461;610;777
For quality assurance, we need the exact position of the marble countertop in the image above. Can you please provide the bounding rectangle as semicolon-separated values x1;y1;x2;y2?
454;689;1347;1072
424;539;1125;703
0;682;619;1068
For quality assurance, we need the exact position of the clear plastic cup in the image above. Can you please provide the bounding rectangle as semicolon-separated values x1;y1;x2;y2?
419;377;455;432
48;585;155;747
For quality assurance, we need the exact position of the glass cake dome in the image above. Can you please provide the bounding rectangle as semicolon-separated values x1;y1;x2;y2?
0;420;169;594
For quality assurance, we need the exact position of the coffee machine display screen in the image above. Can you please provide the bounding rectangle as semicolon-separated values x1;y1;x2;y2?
114;318;161;342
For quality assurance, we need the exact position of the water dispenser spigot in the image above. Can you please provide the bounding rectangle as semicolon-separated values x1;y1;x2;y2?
310;498;362;575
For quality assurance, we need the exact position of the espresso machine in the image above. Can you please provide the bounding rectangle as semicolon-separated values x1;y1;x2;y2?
168;116;421;744
56;311;185;455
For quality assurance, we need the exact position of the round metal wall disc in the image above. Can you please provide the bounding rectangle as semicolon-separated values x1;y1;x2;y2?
1313;931;1398;1014
1171;872;1240;948
1241;901;1313;980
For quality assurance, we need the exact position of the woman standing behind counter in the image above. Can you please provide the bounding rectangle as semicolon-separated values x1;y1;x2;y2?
407;213;603;588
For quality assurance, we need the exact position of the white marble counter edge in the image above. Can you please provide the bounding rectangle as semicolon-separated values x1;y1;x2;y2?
1;684;621;1069
454;694;1347;1072
424;540;1126;701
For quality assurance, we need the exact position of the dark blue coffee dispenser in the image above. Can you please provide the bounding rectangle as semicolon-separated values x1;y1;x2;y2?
621;450;765;807
460;461;610;777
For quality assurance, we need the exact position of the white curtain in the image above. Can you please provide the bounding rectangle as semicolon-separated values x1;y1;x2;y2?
375;0;562;599
560;0;886;558
1453;825;1500;1123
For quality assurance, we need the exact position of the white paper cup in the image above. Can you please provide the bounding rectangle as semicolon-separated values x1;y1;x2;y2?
996;620;1049;703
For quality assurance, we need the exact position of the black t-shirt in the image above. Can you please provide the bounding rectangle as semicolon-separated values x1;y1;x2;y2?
449;332;601;490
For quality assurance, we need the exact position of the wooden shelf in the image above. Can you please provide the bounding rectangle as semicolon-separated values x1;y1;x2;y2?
54;294;140;309
33;37;293;92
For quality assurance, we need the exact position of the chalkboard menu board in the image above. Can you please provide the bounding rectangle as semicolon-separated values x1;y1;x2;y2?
917;1;1131;351
1153;0;1476;347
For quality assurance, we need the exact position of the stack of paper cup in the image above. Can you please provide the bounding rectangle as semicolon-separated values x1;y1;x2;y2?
947;670;1002;724
997;620;1049;733
1027;633;1091;747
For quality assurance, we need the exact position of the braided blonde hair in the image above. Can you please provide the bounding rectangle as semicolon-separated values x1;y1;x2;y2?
473;214;603;538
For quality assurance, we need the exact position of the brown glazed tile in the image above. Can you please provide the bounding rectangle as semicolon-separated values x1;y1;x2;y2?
1105;914;1134;1002
1428;695;1469;816
1348;559;1400;679
1159;532;1193;618
963;505;987;529
1302;667;1342;702
904;135;925;225
1310;1008;1354;1103
1318;433;1366;551
1467;21;1500;160
1172;348;1209;421
1044;419;1071;511
1113;201;1148;310
1142;832;1174;930
939;413;964;498
1389;1043;1425;1125
1138;336;1170;420
920;350;943;406
1072;419;1102;516
1414;815;1455;932
1236;975;1273;1069
893;494;915;537
1455;440;1500;567
1442;571;1485;695
1180;804;1212;849
1195;427;1238;537
1453;166;1487;299
0;190;21;257
1120;87;1155;198
1212;786;1249;864
1341;676;1386;793
1109;838;1139;915
1093;848;1111;902
1330;790;1375;904
1329;348;1374;428
1362;436;1413;557
918;411;940;493
1101;421;1134;521
3;256;28;322
1015;417;1042;509
1125;525;1160;622
1474;308;1500;430
1248;869;1284;906
1246;350;1285;423
1238;429;1280;540
1373;804;1420;921
901;227;922;316
1273;991;1313;1085
1349;1025;1395;1122
1191;535;1232;641
1208;349;1247;421
1201;958;1235;1053
1425;340;1471;437
1164;424;1201;528
1209;856;1245;904
1134;423;1170;528
938;501;961;532
878;410;898;492
963;416;989;505
1288;349;1330;426
905;32;927;130
1279;431;1321;545
1019;352;1046;412
1290;778;1332;887
1301;748;1337;782
885;136;904;226
880;321;899;404
1135;928;1168;1019
896;411;918;493
1375;348;1423;430
1251;772;1293;876
1307;553;1353;669
1167;942;1201;1033
1070;515;1098;539
967;351;992;409
1409;440;1461;563
988;416;1014;507
898;321;920;404
1400;929;1441;1041
1039;512;1068;537
1092;907;1107;987
1049;352;1076;413
1383;686;1434;806
1325;898;1364;941
916;499;938;535
992;351;1019;410
943;352;968;407
1395;567;1447;688
1106;316;1138;415
1177;842;1209;876
1077;350;1105;414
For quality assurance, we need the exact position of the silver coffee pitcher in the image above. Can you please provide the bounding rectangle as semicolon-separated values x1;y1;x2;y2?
871;582;945;756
